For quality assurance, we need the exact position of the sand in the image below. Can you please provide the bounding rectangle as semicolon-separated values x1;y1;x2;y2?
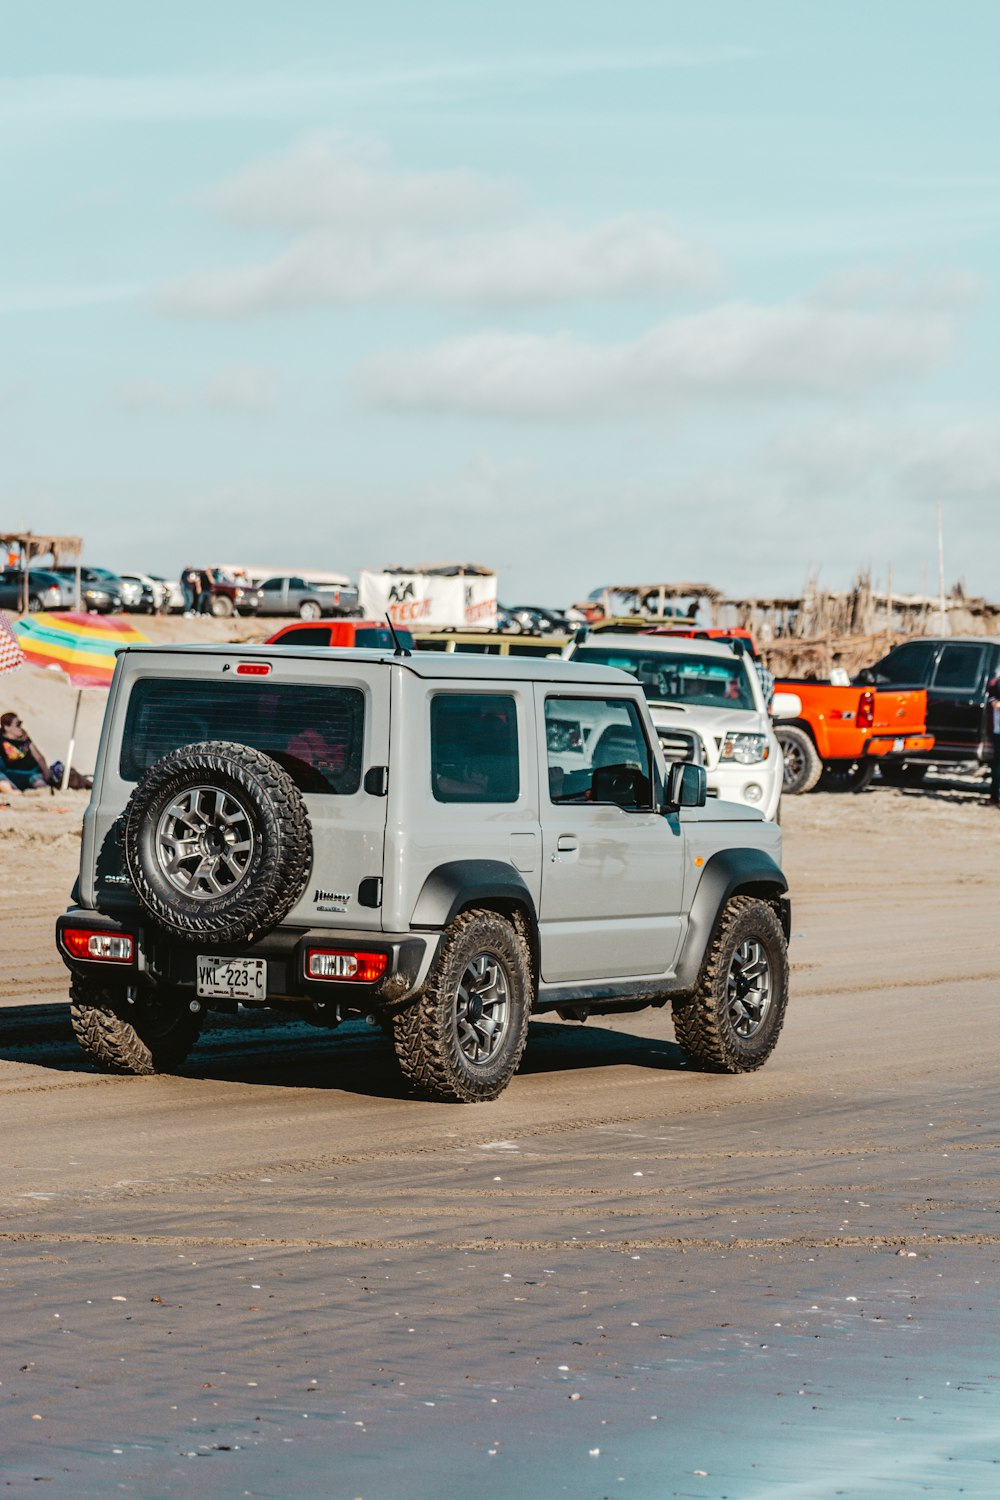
1;772;998;1496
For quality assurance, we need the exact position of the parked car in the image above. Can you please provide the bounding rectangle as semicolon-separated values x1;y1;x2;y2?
504;605;574;635
207;574;260;617
148;576;186;613
265;620;414;650
770;680;933;793
855;637;1000;778
564;633;782;819
256;576;356;620
0;567;70;613
413;630;567;658
51;567;124;614
118;574;161;613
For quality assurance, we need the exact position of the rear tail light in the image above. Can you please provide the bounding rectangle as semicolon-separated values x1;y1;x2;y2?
236;662;270;676
306;949;388;983
63;928;134;963
857;690;875;730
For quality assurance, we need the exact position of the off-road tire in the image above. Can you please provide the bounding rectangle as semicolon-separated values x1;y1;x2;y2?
392;910;532;1102
774;725;823;795
672;896;789;1073
69;975;203;1075
819;758;876;793
123;740;312;945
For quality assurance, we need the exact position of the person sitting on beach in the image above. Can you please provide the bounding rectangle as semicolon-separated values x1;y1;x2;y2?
0;711;50;791
0;711;92;792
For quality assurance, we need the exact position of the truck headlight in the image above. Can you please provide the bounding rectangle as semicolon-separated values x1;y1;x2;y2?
721;733;769;764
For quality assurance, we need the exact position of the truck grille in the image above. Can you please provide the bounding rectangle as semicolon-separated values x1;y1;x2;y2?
656;727;702;764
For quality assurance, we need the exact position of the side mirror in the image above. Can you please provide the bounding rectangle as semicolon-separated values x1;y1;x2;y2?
665;761;707;810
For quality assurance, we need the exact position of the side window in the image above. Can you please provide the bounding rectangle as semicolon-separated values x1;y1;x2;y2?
545;697;653;810
289;577;307;590
871;641;937;685
430;693;519;803
931;644;985;692
260;577;284;593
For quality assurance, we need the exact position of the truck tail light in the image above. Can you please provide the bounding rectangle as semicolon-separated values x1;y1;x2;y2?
306;949;388;983
63;928;135;963
857;690;875;730
236;662;270;676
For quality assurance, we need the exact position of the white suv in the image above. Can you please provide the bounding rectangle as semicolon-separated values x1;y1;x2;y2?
565;634;782;821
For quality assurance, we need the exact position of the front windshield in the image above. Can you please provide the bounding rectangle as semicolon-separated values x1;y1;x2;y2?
574;647;756;710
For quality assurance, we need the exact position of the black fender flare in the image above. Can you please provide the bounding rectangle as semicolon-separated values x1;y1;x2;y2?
674;848;790;991
410;860;538;935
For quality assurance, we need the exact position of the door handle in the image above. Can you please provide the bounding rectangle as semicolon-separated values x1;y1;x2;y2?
556;834;578;852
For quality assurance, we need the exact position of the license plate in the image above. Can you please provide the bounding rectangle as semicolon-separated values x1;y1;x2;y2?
197;956;267;1000
893;737;905;752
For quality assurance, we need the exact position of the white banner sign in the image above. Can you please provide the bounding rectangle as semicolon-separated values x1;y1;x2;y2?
359;571;497;631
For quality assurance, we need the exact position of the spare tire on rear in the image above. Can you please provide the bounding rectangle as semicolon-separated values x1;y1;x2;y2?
123;740;313;945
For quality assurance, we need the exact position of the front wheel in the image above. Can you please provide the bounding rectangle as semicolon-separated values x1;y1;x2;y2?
211;594;234;617
70;977;203;1075
673;896;789;1073
774;725;822;794
392;910;532;1102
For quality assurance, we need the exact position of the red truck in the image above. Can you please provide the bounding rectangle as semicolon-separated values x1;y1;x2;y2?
772;680;934;793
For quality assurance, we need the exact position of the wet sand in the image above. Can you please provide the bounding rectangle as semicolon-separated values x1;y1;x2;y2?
1;779;998;1496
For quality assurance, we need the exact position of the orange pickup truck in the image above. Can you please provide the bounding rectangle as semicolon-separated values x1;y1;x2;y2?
771;681;933;793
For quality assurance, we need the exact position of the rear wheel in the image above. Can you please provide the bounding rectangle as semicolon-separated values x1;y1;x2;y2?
70;976;203;1075
819;758;876;793
392;910;532;1102
299;599;322;620
673;896;789;1073
774;725;822;794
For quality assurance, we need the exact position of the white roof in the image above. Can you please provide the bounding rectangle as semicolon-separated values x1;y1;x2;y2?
574;634;743;661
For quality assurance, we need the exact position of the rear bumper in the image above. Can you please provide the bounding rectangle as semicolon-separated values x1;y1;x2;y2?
864;733;935;758
56;908;435;1008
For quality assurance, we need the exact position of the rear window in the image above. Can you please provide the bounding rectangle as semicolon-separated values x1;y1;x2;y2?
120;679;365;795
275;625;332;645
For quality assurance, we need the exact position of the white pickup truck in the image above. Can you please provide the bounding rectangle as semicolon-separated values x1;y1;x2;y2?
565;634;783;821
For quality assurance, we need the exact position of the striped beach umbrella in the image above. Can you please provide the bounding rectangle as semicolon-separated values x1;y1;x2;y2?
1;612;25;676
14;612;148;688
13;613;148;788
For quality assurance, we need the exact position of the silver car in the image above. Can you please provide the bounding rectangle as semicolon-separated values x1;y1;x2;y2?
256;575;357;620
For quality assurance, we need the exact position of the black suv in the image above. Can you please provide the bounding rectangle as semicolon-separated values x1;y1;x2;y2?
857;637;1000;772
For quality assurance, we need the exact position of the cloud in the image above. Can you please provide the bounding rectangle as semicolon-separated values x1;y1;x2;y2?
158;134;716;316
0;281;140;315
361;298;960;418
208;132;517;232
808;266;988;313
0;50;761;124
771;414;1000;502
162;216;715;317
116;364;277;414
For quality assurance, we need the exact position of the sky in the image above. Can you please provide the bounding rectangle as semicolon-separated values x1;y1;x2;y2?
2;0;999;605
